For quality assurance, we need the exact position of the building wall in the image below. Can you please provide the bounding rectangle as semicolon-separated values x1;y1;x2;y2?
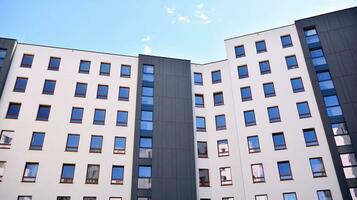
0;43;138;199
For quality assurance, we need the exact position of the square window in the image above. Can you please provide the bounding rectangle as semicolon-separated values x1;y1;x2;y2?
114;137;126;154
100;62;111;76
211;70;222;84
310;157;326;177
195;94;205;107
317;190;332;200
220;167;232;185
217;139;229;157
259;61;271;74
13;77;28;92
281;35;293;48
283;192;297;200
196;117;206;131
244;110;256;126
194;72;203;85
278;161;293;180
241;86;252;101
111;165;124;184
197;141;208;158
42;80;56;95
66;134;80;152
139;166;152;178
235;45;245;58
22;162;39;182
199;169;210;187
251;163;265;183
120;65;131;78
20;54;34;68
272;132;286;150
291;77;304;93
0;130;14;148
117;111;128;126
213;92;224;106
263;82;275;97
90;135;103;153
215;114;226;130
75;82;87;97
267;106;281;123
96;85;108;99
237;65;249;79
36;105;51;121
286;55;298;69
60;164;75;183
70;107;84;123
119;87;130;101
93;109;106;125
29;132;45;150
48;57;61;71
303;128;318;146
247;136;260;153
86;164;100;184
6;102;21;119
255;40;267;53
79;60;90;74
296;102;311;118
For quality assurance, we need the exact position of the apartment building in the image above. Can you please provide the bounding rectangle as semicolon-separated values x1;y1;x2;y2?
0;6;356;200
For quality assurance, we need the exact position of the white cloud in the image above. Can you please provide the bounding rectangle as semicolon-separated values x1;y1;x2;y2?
143;45;152;54
166;7;175;15
177;15;190;23
142;36;151;42
196;3;211;24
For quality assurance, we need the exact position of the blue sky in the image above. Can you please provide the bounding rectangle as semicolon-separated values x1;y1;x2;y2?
1;0;356;63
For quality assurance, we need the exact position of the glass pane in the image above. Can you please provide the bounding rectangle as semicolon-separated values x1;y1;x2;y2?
310;49;324;58
324;96;339;107
143;65;154;74
140;138;152;148
139;166;151;178
312;57;327;66
335;135;352;146
331;123;348;135
306;35;320;44
142;87;153;96
326;106;343;117
141;96;153;105
319;80;334;90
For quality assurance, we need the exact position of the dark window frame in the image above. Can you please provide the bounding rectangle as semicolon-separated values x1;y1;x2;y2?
247;135;261;153
120;65;131;78
99;62;111;76
78;60;91;74
244;110;256;126
65;134;80;152
196;116;206;132
36;105;51;121
213;91;224;106
211;70;222;84
235;45;245;58
220;167;233;186
237;65;249;79
42;79;56;95
89;135;103;153
22;162;39;182
197;141;208;158
29;132;45;150
20;54;34;68
93;109;106;125
70;107;84;123
277;161;293;181
194;72;203;85
60;163;75;184
74;82;88;97
272;132;287;150
281;35;293;48
199;168;210;187
285;55;299;69
255;40;267;53
113;136;126;154
116;110;128;126
259;60;271;75
263;82;276;97
309;157;327;178
215;114;226;130
118;86;130;101
267;106;281;123
297;101;311;119
13;77;28;92
291;77;305;93
195;94;205;107
303;128;319;147
251;163;265;183
217;139;229;157
48;57;61;71
85;164;100;184
241;86;252;101
6;102;21;119
111;165;124;185
96;84;109;99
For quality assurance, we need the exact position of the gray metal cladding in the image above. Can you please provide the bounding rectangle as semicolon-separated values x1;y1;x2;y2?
0;38;17;99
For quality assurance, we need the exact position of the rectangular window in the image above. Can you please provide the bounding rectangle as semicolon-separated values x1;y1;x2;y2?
42;80;56;95
86;164;100;184
247;136;260;153
217;139;229;157
283;193;297;200
138;166;152;189
197;141;208;158
310;157;326;177
255;195;268;200
100;62;111;76
324;95;343;117
195;94;205;107
196;116;206;131
340;153;357;179
291;77;304;93
29;132;45;150
111;165;124;184
60;164;75;183
286;55;298;69
272;132;286;150
20;54;34;68
22;162;39;182
237;65;248;79
143;64;154;82
57;197;71;200
278;161;293;180
350;188;357;200
83;197;96;200
241;86;252;101
48;57;61;71
211;70;222;84
117;111;128;126
194;72;203;85
114;137;126;154
222;198;234;200
79;60;90;74
6;102;21;119
251;164;265;183
317;71;334;91
65;134;80;152
199;169;210;187
90;135;103;153
141;86;154;105
0;130;14;148
0;161;6;182
267;106;281;123
263;82;275;97
317;190;332;200
36;105;51;121
18;196;32;200
281;35;293;48
310;49;327;67
303;128;318;146
255;40;267;53
13;77;28;92
120;65;131;78
332;123;350;147
215;114;226;130
119;87;130;101
244;110;256;126
70;107;84;123
96;85;108;99
259;61;271;74
220;167;232;185
213;92;224;106
109;198;122;200
75;82;87;97
297;102;311;118
139;137;152;158
140;110;153;131
93;109;106;125
0;49;7;68
235;45;245;58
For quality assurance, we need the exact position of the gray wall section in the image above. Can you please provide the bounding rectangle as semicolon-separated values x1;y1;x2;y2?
0;38;17;99
295;7;357;200
131;55;197;200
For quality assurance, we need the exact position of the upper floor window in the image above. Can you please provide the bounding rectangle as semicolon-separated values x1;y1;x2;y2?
111;165;124;184
235;45;245;58
237;65;248;79
29;132;45;150
304;28;320;44
119;87;130;101
281;35;293;48
199;169;210;187
138;166;152;181
75;82;87;97
48;57;61;71
240;86;252;101
244;110;256;126
86;164;100;184
0;130;14;148
114;137;126;154
100;62;111;76
42;80;56;95
259;61;271;75
90;135;103;153
310;48;327;67
272;132;286;150
310;157;326;177
220;167;232;185
217;139;229;157
22;162;39;182
255;40;267;53
0;161;6;181
286;55;298;69
317;190;332;200
215;114;226;130
93;109;106;125
195;94;204;107
6;102;21;119
296;102;311;118
196;116;206;131
263;82;275;97
211;70;222;84
140;110;153;131
283;193;297;200
267;106;281;123
120;65;131;78
20;54;34;68
139;137;152;158
66;134;80;152
255;195;268;200
324;95;343;117
194;72;203;85
197;141;208;158
18;196;32;200
247;136;260;153
317;71;334;91
251;163;265;183
60;164;75;183
96;85;108;99
222;198;234;200
70;107;84;123
213;92;224;106
117;111;128;126
83;197;96;200
79;60;90;74
143;64;154;82
278;161;293;180
0;49;6;68
13;77;28;92
303;128;318;146
142;86;154;105
332;122;351;147
340;153;357;179
36;105;51;121
291;77;304;93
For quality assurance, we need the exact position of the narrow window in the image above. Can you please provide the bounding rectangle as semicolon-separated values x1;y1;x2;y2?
99;62;110;76
199;169;210;187
267;106;281;123
196;117;206;131
220;167;232;185
237;65;248;79
247;136;260;153
29;132;45;150
310;48;327;67
139;137;152;158
13;77;28;92
310;157;326;177
235;45;245;58
241;86;252;101
117;111;128;126
213;92;224;106
259;61;271;74
143;64;154;82
296;102;311;118
197;141;208;158
96;85;108;99
194;72;203;85
272;132;286;150
340;153;357;179
93;109;106;125
317;190;332;200
281;35;293;48
324;95;343;117
263;82;275;97
42;80;56;95
22;162;39;182
217;139;229;157
60;164;75;183
286;55;298;69
0;161;6;182
283;193;297;200
6;102;21;119
255;40;267;53
120;65;131;78
79;60;90;74
251;164;265;183
195;94;204;107
114;137;126;154
75;83;87;97
332;123;351;147
211;70;222;84
138;166;152;189
0;49;7;68
244;110;256;126
317;71;334;91
36;105;51;121
278;161;293;180
0;130;14;148
141;86;154;106
303;128;318;146
90;135;103;153
70;107;84;123
48;57;61;71
111;165;124;184
215;114;226;130
85;164;100;184
20;54;34;68
140;110;153;131
65;134;80;152
291;77;304;93
119;87;130;101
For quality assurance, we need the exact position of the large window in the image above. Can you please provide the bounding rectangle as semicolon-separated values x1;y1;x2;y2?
235;45;245;58
285;55;298;69
272;132;286;150
100;62;111;76
324;95;343;117
255;40;267;53
60;164;75;183
241;86;252;101
119;87;130;101
251;164;265;183
213;92;224;106
6;102;21;119
215;114;226;130
139;137;152;158
79;60;90;74
0;130;14;148
303;128;318;146
211;70;222;84
117;111;128;126
340;153;357;179
291;77;304;93
20;54;34;68
143;64;154;82
86;164;100;184
278;161;293;180
70;107;84;123
138;166;152;189
317;71;334;91
220;167;232;185
317;190;332;200
48;57;61;71
13;77;28;92
332;123;351;146
217;139;229;157
259;60;271;74
140;110;153;131
66;134;80;152
111;166;124;184
199;169;210;187
267;106;281;123
22;162;39;182
36;105;51;121
283;193;297;200
120;65;131;78
281;35;293;48
263;82;275;97
194;72;203;85
42;80;56;95
90;135;103;153
96;85;108;99
195;94;205;107
304;28;320;44
93;109;106;125
196;116;206;131
141;86;153;106
237;65;248;79
114;137;126;154
247;136;260;153
310;48;327;67
244;110;256;126
310;157;326;177
197;141;208;158
75;82;87;97
29;132;45;150
296;102;311;118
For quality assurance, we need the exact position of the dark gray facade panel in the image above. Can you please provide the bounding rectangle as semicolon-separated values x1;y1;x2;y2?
295;7;357;200
0;38;17;99
131;55;196;200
